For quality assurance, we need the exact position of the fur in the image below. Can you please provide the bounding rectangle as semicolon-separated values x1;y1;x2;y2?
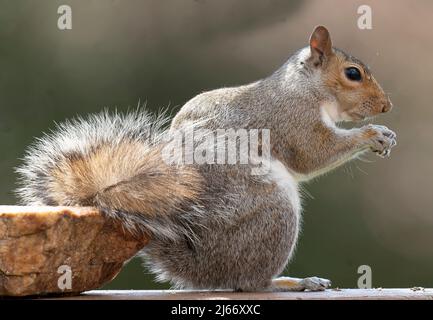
15;109;204;239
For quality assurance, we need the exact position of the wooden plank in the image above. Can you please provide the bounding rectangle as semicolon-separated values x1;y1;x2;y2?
44;289;433;300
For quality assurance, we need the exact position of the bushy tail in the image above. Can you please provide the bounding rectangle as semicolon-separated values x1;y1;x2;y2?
15;109;203;234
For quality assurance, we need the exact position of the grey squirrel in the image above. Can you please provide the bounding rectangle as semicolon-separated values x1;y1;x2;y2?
16;26;396;291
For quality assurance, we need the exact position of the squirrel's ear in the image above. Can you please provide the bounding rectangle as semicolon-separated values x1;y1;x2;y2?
309;26;333;66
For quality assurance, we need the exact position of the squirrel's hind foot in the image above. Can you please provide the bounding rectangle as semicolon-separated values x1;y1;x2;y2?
270;276;331;292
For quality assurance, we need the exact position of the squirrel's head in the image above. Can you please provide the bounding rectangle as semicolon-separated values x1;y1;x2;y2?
305;26;392;122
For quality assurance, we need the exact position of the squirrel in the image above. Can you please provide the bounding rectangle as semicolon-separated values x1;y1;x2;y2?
16;26;396;292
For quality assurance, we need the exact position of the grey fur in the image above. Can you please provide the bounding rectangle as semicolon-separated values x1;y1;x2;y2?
16;29;396;291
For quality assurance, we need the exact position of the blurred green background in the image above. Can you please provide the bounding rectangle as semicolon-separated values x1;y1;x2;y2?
0;0;432;289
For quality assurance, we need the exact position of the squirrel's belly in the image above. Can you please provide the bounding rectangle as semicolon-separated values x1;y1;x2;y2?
263;159;301;215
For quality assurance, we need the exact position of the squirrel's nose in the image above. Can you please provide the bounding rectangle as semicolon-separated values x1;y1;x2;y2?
381;100;393;113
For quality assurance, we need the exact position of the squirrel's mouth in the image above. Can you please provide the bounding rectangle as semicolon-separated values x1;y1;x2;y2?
339;111;366;122
346;111;368;122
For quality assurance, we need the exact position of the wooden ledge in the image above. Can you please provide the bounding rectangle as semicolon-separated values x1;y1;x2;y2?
41;289;433;300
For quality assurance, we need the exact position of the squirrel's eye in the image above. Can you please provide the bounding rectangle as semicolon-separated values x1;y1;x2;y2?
344;67;362;82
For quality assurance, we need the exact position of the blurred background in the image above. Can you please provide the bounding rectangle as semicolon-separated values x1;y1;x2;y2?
0;0;432;289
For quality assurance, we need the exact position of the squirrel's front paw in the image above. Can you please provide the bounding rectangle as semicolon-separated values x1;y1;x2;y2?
363;124;397;157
